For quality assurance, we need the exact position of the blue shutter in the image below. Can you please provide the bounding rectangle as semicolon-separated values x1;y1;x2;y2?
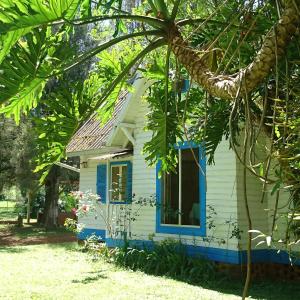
126;161;132;202
97;164;107;203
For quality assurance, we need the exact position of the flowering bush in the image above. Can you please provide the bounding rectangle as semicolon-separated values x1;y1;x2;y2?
64;191;99;233
68;191;99;216
58;192;77;213
64;191;156;240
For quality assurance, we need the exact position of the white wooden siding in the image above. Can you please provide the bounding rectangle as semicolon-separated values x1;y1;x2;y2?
78;96;243;251
127;99;240;250
79;159;107;230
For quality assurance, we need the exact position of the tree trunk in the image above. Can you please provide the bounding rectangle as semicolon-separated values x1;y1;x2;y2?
169;0;300;100
43;165;60;229
26;190;31;224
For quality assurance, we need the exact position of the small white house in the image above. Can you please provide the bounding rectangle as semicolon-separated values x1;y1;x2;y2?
67;78;296;266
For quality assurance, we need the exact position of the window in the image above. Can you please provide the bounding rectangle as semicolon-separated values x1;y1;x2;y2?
156;143;206;236
109;161;132;203
162;148;199;226
111;164;128;202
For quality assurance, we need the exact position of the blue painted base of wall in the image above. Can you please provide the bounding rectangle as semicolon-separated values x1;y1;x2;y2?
105;238;300;266
77;228;106;241
78;228;300;266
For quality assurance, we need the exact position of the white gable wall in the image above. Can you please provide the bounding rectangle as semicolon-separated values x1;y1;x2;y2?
122;99;240;251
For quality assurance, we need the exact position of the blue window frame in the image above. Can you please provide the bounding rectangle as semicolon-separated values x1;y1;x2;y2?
156;142;206;236
109;161;132;204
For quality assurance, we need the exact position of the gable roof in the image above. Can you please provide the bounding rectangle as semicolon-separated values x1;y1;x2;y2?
66;91;129;154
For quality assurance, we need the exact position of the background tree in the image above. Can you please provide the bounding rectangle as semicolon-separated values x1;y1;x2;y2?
0;117;17;194
12;118;39;223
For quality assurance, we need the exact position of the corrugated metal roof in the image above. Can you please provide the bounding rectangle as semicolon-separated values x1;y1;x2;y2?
66;92;129;153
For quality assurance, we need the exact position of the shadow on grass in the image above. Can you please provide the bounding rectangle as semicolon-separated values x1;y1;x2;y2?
206;278;300;300
72;271;107;284
8;224;71;238
0;223;74;239
0;246;29;253
0;208;17;220
43;242;80;251
106;255;300;300
141;271;300;300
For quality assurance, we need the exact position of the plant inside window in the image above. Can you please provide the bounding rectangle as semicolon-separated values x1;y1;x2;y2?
111;165;128;202
161;148;200;226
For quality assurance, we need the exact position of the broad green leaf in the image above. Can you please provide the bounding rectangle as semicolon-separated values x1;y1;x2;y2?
0;28;30;64
0;0;86;62
0;78;45;123
0;0;82;33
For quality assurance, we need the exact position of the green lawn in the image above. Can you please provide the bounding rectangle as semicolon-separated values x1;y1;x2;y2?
0;200;18;220
0;243;299;300
0;243;240;300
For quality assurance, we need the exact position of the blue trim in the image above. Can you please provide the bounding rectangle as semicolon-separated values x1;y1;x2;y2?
77;228;106;241
97;164;107;203
109;161;132;204
181;79;190;93
110;161;130;166
105;238;300;265
156;142;206;236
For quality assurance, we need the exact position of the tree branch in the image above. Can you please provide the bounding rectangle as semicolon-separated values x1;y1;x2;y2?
169;0;300;100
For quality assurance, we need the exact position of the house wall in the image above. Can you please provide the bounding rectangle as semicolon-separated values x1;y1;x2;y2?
129;100;239;249
235;133;300;265
78;159;107;232
77;96;243;263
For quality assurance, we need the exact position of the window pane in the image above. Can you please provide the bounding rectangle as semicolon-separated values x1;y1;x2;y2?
111;166;120;201
181;148;200;226
121;165;128;200
162;164;179;225
111;165;128;202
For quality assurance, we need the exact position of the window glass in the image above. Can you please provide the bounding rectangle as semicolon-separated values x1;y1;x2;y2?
111;166;120;201
162;164;179;225
181;149;200;225
161;148;200;226
121;165;128;200
111;165;128;202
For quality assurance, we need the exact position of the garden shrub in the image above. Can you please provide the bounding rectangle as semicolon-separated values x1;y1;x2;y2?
58;192;78;213
95;239;217;284
14;189;45;218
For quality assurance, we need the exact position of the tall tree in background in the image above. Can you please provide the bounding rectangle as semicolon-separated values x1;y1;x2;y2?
0;117;17;193
12;118;39;223
35;22;95;228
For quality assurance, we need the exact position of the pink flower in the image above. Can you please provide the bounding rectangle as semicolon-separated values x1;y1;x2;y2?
71;208;77;215
82;205;89;212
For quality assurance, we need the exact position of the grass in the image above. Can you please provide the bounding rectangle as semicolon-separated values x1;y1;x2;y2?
0;200;18;220
4;223;72;238
0;243;299;300
0;243;242;300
